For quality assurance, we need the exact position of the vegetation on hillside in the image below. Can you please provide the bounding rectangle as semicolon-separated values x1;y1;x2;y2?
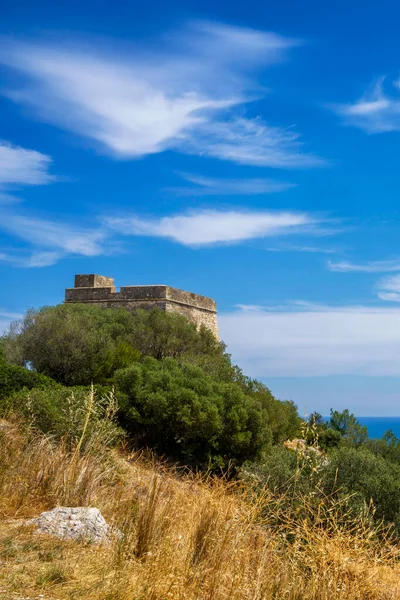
1;415;400;600
2;302;400;598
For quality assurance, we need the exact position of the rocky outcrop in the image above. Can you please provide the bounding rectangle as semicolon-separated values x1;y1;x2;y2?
27;506;121;544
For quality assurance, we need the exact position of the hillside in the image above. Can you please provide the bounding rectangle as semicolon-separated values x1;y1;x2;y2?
3;304;400;598
1;419;400;600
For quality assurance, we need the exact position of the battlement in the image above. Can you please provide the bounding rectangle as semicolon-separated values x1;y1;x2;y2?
74;274;116;289
65;274;218;338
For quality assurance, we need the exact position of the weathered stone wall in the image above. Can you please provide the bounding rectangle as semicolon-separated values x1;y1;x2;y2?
165;302;219;338
65;275;219;338
74;274;115;289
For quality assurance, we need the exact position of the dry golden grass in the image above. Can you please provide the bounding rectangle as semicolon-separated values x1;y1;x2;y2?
1;418;400;600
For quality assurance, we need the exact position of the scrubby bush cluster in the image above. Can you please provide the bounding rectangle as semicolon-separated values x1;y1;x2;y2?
3;303;400;536
1;304;298;470
244;409;400;535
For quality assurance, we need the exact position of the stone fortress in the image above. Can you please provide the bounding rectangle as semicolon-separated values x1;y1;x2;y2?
65;274;219;338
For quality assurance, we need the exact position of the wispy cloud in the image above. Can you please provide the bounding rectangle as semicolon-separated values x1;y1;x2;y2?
106;209;331;246
0;308;23;319
1;204;336;266
1;214;106;256
0;250;63;268
0;307;23;334
183;117;324;168
267;244;338;254
170;172;295;196
219;303;400;377
0;23;323;168
328;258;400;273
377;273;400;302
332;78;400;133
328;258;400;302
0;212;109;267
0;141;54;186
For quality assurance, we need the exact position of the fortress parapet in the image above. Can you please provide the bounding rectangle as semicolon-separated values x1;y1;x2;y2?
65;274;219;338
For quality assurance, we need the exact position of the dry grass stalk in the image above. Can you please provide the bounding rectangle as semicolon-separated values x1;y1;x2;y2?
1;417;400;599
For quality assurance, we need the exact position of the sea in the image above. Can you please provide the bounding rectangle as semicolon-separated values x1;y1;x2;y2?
356;417;400;440
325;417;400;440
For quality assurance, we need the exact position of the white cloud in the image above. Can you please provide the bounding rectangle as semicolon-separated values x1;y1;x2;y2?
235;304;268;312
170;172;295;195
219;304;400;377
184;117;324;167
328;259;400;302
0;308;23;319
377;273;400;301
0;23;323;168
0;141;54;186
0;308;22;334
0;319;12;335
0;249;63;268
1;214;106;256
267;244;337;254
187;21;299;66
332;78;400;133
328;258;400;273
24;251;61;267
106;209;329;246
0;212;109;267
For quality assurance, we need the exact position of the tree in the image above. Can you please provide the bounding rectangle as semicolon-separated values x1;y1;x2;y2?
324;447;400;531
2;305;224;386
0;362;56;406
317;427;342;450
329;409;368;446
128;308;222;360
242;379;300;443
114;357;272;470
2;304;140;386
308;412;327;429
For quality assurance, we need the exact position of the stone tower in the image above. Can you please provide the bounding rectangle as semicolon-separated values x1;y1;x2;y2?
64;274;219;338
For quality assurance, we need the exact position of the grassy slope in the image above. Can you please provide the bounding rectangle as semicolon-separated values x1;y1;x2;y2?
1;419;400;600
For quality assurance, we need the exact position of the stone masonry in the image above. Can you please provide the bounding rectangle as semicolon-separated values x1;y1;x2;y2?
65;274;219;338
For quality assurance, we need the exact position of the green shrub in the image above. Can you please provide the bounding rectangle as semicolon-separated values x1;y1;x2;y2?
8;385;123;447
114;357;272;470
0;362;56;409
183;355;301;444
365;430;400;465
317;427;342;450
329;409;368;447
2;304;143;385
2;305;225;386
240;379;300;444
323;447;400;530
128;308;222;360
244;446;299;494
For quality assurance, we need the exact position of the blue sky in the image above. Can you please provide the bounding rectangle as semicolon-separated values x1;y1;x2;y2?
2;0;400;416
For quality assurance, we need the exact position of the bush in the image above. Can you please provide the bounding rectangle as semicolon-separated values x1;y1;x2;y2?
323;447;400;531
240;379;300;444
128;308;222;360
0;362;56;408
2;304;141;386
2;305;225;386
317;427;342;450
114;357;272;470
329;409;368;447
244;446;299;493
8;385;123;447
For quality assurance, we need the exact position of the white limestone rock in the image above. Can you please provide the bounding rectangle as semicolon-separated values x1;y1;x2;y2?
27;506;120;544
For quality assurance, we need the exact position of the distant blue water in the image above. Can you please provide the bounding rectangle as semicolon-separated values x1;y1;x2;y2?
324;417;400;439
357;418;400;440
